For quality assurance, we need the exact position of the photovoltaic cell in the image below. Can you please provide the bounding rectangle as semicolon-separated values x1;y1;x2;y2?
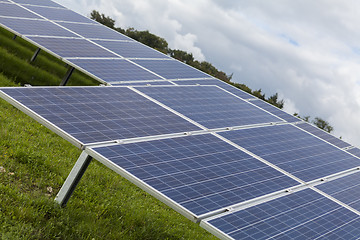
204;188;360;240
111;81;174;86
136;86;282;129
27;37;117;58
347;147;360;158
219;125;360;182
173;79;255;99
250;99;301;123
317;172;360;212
24;5;94;23
0;17;77;37
0;2;41;19
58;22;132;41
11;0;65;8
0;87;200;146
91;134;298;217
67;59;161;83
297;122;351;148
93;40;170;59
133;59;211;80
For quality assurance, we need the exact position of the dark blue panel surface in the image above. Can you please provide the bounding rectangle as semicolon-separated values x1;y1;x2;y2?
0;2;41;19
173;79;255;99
136;86;282;129
93;40;170;59
219;125;360;182
297;122;351;148
27;37;117;58
67;59;161;83
250;99;301;123
133;59;210;80
93;134;298;216
24;5;94;23
111;81;174;86
0;17;76;37
207;188;360;240
58;22;132;41
12;0;65;8
0;87;200;145
347;147;360;158
317;172;360;212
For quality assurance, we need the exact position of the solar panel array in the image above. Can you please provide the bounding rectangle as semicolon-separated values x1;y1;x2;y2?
1;1;360;239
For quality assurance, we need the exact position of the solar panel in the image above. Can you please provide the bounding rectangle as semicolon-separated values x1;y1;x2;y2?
173;79;255;99
89;133;298;218
26;37;117;58
0;17;77;37
132;59;211;80
202;188;360;240
136;86;283;129
111;81;174;86
317;172;360;212
219;124;360;182
24;5;94;23
250;99;301;123
0;2;41;19
93;40;171;59
347;147;360;158
57;22;132;41
0;87;200;147
11;0;65;8
297;122;351;148
67;59;162;83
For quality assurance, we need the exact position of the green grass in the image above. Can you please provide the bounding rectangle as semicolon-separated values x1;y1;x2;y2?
0;30;217;239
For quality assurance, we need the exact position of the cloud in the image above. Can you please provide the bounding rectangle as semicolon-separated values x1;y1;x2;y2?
57;0;360;146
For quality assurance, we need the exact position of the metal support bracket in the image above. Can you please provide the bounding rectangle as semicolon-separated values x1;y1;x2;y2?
30;48;41;62
55;151;93;207
13;34;17;40
60;66;75;86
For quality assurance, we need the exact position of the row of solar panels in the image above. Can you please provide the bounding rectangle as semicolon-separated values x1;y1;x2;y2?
1;86;360;239
2;0;360;239
0;1;217;84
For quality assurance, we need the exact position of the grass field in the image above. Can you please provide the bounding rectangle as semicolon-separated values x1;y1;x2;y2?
0;28;217;239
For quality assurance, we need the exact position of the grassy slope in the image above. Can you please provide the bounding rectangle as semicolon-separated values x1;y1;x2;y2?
0;31;217;239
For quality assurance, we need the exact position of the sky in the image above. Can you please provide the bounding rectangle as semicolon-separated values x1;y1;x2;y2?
57;0;360;147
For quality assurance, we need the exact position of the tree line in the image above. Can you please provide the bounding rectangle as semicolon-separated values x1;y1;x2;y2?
90;10;334;133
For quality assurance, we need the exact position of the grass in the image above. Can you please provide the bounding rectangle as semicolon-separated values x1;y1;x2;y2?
0;31;217;239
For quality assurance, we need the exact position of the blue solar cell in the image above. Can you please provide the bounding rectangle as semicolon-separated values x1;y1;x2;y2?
317;172;360;212
136;86;282;129
0;17;77;37
27;37;117;58
58;22;132;41
219;125;360;182
93;40;170;59
297;122;351;148
250;99;301;123
347;147;360;158
67;59;161;83
205;188;360;240
111;81;174;86
24;5;94;23
132;59;210;80
0;2;41;19
0;87;200;145
11;0;65;8
173;79;255;99
92;134;298;217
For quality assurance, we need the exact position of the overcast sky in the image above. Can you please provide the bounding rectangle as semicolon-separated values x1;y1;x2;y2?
57;0;360;147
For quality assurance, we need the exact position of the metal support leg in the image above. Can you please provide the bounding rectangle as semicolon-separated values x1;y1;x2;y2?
60;66;75;86
12;34;17;40
30;48;41;62
55;151;92;207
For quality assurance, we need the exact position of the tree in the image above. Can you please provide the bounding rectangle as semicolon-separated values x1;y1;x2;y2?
267;93;284;109
312;117;334;133
90;10;117;29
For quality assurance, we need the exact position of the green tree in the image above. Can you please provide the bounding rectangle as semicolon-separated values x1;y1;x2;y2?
90;10;116;29
267;93;284;109
312;117;334;133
